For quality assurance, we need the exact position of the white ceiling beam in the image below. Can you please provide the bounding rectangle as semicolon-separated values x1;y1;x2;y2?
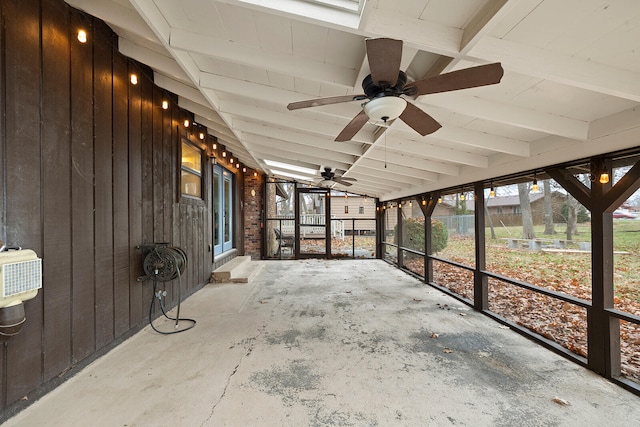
66;0;157;42
347;169;422;188
233;120;365;157
170;29;359;88
460;0;516;54
154;74;209;107
419;92;589;140
220;100;375;144
364;149;459;176
362;8;462;57
355;159;439;182
246;145;351;173
241;133;356;166
118;38;189;84
471;36;640;103
393;124;530;157
385;134;489;168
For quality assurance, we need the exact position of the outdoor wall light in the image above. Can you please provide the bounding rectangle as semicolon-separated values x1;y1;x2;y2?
199;132;205;140
222;151;227;158
183;119;190;128
130;74;138;85
162;100;169;110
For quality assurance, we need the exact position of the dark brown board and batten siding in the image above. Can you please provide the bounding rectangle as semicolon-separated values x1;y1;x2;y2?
0;0;216;415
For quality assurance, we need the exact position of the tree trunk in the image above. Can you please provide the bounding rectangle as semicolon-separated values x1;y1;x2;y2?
485;199;496;239
543;180;556;235
518;183;535;239
566;195;578;240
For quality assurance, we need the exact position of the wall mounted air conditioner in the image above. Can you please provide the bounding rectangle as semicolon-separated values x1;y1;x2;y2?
0;249;42;340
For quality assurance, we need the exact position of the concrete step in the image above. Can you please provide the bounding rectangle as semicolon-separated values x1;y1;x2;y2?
212;256;263;283
228;261;264;284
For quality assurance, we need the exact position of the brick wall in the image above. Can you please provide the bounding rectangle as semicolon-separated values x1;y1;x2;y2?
244;170;263;258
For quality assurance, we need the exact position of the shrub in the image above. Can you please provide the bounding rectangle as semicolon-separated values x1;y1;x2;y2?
394;218;448;253
431;220;448;253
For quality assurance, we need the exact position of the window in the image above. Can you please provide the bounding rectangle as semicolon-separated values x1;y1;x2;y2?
181;140;202;198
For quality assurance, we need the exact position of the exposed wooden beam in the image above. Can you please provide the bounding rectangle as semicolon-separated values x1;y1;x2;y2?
170;29;359;88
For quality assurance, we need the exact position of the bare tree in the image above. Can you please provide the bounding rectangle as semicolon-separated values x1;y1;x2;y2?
543;180;556;235
566;195;579;241
518;183;535;239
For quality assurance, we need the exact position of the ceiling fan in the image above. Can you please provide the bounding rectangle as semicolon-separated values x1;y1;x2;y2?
319;167;357;187
287;38;504;142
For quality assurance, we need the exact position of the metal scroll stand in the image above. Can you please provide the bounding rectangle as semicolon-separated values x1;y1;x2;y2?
137;243;196;334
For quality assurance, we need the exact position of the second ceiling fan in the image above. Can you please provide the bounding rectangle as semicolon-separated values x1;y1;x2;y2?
287;38;504;142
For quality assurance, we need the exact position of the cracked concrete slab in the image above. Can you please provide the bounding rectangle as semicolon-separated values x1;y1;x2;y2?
5;259;640;426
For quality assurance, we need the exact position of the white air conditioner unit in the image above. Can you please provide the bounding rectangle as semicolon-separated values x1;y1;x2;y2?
0;249;42;340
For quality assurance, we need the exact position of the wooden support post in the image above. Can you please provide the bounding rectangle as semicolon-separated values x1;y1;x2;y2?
474;182;488;311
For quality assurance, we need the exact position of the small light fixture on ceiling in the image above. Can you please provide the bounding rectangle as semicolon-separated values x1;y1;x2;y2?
438;196;443;204
162;100;169;110
77;29;87;43
460;191;465;202
130;74;138;85
490;181;495;198
363;96;407;124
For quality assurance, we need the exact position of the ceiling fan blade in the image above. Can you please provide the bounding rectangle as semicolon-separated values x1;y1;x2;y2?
366;38;403;87
335;110;369;142
399;102;442;136
407;63;504;96
287;94;365;111
333;178;353;187
337;176;357;182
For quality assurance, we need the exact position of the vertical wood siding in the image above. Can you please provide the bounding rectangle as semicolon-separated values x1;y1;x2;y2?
0;0;217;413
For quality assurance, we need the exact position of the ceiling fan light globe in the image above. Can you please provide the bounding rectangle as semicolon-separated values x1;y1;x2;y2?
363;96;407;123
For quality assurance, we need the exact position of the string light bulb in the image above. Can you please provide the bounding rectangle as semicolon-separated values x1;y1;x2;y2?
490;187;496;198
599;171;610;184
438;196;443;204
460;193;465;201
77;29;87;43
531;178;539;193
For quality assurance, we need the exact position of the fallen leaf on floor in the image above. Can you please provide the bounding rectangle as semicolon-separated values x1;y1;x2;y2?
552;396;571;406
459;313;467;316
431;333;439;339
499;325;509;329
413;298;422;302
346;290;352;294
443;348;453;353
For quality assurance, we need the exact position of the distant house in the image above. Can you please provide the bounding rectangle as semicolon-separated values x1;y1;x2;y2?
486;191;568;227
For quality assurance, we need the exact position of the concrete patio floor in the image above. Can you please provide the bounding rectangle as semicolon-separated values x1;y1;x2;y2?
5;259;640;426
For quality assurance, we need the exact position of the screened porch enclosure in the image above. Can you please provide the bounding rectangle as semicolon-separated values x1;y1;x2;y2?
265;180;377;259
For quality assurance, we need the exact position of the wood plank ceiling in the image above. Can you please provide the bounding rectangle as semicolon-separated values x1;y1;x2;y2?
66;0;640;200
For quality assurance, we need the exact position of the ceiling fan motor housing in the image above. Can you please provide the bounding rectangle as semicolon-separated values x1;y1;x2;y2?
362;71;407;98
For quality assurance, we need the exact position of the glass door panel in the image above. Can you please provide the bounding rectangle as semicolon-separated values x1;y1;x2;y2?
297;188;329;257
